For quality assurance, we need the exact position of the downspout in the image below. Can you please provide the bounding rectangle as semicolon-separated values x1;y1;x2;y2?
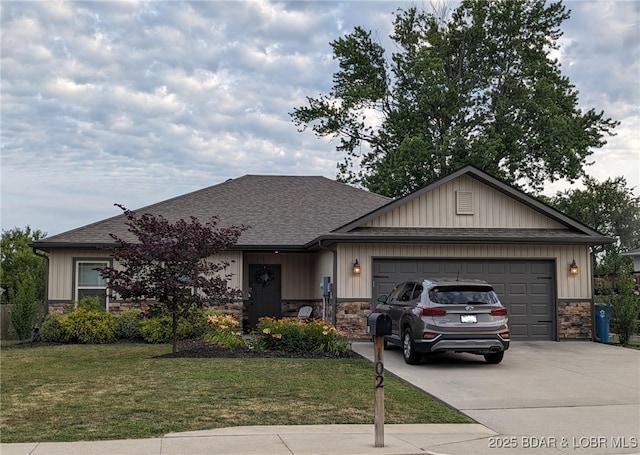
31;248;50;319
318;239;338;326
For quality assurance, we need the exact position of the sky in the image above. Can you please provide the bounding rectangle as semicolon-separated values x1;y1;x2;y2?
1;0;639;238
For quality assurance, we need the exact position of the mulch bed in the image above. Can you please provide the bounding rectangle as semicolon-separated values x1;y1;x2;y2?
157;338;363;359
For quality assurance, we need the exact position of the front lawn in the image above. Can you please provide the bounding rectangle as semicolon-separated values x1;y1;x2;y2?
0;343;471;442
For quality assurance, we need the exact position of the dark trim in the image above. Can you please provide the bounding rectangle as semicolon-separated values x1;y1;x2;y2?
307;234;612;249
31;242;117;250
32;242;312;252
72;257;113;309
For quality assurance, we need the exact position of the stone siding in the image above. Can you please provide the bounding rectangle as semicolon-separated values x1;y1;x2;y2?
47;302;74;315
557;300;592;339
335;301;372;339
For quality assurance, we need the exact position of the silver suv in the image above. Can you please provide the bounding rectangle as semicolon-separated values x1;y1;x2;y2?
376;278;510;364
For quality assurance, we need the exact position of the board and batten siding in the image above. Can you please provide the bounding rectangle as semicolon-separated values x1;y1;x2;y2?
365;175;565;229
243;252;318;300
338;243;591;300
47;248;243;302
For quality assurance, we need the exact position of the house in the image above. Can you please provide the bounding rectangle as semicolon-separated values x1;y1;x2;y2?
32;166;613;340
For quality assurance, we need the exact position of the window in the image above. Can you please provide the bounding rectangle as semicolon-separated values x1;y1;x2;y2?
389;282;420;303
429;286;498;305
75;260;109;309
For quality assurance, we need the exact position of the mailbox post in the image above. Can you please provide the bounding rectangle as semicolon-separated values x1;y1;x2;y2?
366;313;392;448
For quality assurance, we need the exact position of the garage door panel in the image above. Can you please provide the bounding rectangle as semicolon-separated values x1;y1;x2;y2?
531;283;551;295
531;324;552;337
531;262;550;274
509;303;528;316
510;324;529;337
399;262;417;273
372;258;555;341
464;262;484;274
509;263;527;274
420;263;440;274
487;263;505;274
443;263;461;274
532;303;552;315
377;262;396;274
508;283;527;295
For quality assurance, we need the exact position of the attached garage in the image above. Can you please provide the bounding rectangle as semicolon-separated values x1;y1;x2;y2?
325;166;613;340
372;258;556;341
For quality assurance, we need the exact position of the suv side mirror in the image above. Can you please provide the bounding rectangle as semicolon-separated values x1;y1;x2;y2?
377;294;387;303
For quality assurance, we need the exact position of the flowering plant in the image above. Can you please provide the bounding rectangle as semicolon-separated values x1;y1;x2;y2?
203;311;244;348
256;317;349;356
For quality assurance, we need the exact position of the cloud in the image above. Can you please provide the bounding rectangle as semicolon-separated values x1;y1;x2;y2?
1;0;638;236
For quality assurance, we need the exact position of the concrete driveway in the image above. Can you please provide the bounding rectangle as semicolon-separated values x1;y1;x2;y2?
352;341;640;454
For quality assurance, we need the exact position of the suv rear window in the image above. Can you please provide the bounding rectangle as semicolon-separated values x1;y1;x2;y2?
429;286;498;305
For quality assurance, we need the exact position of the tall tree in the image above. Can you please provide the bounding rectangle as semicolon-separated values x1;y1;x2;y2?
98;205;247;353
0;226;47;305
291;0;618;197
543;176;640;274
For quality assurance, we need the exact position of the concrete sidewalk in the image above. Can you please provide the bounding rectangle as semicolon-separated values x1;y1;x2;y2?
1;424;497;455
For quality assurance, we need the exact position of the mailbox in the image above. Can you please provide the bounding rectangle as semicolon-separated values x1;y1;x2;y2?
367;313;392;336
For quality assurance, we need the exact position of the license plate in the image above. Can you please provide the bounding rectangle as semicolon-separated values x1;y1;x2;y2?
461;314;477;323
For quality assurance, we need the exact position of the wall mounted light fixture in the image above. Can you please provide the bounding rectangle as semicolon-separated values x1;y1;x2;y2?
569;260;579;276
353;259;361;275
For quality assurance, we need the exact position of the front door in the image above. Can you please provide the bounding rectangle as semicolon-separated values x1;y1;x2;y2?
247;264;282;328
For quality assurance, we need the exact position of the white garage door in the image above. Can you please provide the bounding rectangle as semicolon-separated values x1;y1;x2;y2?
372;259;556;341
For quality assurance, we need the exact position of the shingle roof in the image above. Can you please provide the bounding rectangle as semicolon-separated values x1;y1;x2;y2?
34;175;392;249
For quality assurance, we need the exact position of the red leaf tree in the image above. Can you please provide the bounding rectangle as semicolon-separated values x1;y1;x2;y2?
98;204;247;353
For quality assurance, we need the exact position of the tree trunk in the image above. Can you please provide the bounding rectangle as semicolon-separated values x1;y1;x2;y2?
172;310;178;354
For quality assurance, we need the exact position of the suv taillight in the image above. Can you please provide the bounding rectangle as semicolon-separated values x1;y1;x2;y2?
491;308;507;316
420;307;447;316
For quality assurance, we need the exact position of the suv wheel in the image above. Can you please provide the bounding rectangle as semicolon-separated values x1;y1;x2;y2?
484;351;504;364
402;328;421;365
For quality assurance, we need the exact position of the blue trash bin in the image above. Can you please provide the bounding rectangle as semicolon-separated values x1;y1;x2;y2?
594;304;611;343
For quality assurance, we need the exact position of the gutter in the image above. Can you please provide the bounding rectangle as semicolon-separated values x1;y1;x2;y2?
318;239;338;326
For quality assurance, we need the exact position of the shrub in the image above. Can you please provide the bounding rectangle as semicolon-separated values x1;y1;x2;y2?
140;314;173;343
203;311;244;348
179;307;210;340
116;309;143;340
139;307;211;343
256;317;349;356
39;313;66;342
61;297;117;344
9;274;38;340
76;296;103;312
611;265;640;345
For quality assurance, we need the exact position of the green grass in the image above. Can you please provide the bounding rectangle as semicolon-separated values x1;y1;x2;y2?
0;344;471;442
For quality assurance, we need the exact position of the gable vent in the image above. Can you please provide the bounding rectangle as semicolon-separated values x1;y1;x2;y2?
456;191;474;215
